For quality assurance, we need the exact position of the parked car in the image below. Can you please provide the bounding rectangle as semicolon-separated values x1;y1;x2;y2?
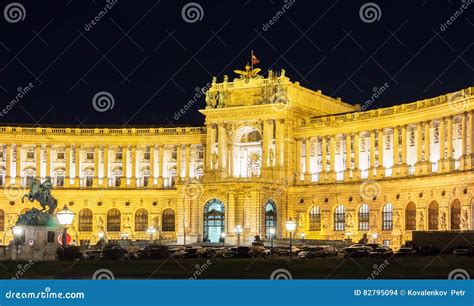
223;246;252;258
101;243;130;260
275;246;301;256
365;243;386;250
298;246;327;259
82;250;101;261
321;245;339;256
417;245;440;256
136;244;169;259
369;247;393;258
453;245;474;256
250;245;271;257
394;247;416;257
342;245;372;258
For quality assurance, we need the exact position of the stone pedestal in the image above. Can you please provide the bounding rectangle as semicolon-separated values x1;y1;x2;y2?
10;225;63;262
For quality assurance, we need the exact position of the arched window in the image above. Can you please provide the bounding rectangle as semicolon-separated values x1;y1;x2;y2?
78;209;93;232
203;199;225;242
135;209;148;231
162;209;175;232
265;200;277;239
107;209;121;232
309;206;321;231
405;202;416;230
382;203;393;231
334;205;345;231
358;204;369;231
450;200;461;230
0;209;4;232
428;201;439;230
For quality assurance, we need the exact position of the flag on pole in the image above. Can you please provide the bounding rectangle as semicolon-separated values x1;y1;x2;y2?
252;53;260;65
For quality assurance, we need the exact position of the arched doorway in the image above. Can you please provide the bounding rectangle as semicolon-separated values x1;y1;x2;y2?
428;201;439;230
203;199;225;243
265;199;277;239
405;202;416;230
450;199;461;230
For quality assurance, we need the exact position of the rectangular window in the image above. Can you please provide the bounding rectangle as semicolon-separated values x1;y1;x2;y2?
115;152;122;161
47;231;55;243
0;150;4;160
143;152;150;161
57;152;65;160
143;176;149;187
115;177;121;187
26;151;34;160
171;151;177;160
198;151;204;159
86;176;93;187
0;175;4;186
86;152;94;160
56;176;64;187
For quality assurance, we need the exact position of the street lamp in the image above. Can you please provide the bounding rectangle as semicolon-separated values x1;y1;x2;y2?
98;231;105;249
12;226;23;273
285;218;296;262
234;225;242;246
147;226;156;242
372;233;378;244
301;232;305;241
269;227;276;259
56;205;74;259
221;232;226;247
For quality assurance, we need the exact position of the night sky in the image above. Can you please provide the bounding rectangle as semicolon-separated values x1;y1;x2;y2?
0;0;472;127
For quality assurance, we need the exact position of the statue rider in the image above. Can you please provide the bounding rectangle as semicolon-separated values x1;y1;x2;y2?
41;177;53;204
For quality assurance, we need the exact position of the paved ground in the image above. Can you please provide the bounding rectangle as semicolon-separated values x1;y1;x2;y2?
2;254;473;279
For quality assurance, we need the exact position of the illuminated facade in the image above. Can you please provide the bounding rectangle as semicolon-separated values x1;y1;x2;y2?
0;69;473;248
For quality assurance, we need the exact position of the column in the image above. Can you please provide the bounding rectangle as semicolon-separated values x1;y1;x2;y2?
65;145;71;187
5;144;11;184
74;145;80;187
304;137;311;182
392;127;399;177
15;144;21;185
45;145;51;179
275;119;283;168
149;145;155;187
460;113;467;170
369;131;376;178
121;146;127;187
185;144;190;179
415;123;423;175
401;125;408;176
217;124;226;175
446;116;454;171
227;144;233;177
377;129;384;177
329;135;336;181
176;145;182;183
35;145;41;179
93;145;99;187
468;111;474;170
296;138;302;182
262;120;270;176
424;121;431;174
353;133;360;179
131;145;137;187
102;145;108;188
321;136;327;181
158;145;164;188
206;125;214;170
344;134;351;181
439;118;446;172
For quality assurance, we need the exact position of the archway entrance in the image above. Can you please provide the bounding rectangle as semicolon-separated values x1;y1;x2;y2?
203;199;225;243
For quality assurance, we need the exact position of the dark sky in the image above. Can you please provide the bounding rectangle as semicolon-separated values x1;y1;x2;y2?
0;0;472;127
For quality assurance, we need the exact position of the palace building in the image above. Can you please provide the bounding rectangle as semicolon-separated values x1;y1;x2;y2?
0;68;473;248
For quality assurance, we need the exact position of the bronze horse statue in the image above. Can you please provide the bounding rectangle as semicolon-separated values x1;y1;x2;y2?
21;177;58;214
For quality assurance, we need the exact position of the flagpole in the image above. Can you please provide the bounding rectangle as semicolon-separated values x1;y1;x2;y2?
251;50;254;70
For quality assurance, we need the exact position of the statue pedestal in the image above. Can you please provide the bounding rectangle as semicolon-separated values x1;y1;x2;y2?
11;225;63;262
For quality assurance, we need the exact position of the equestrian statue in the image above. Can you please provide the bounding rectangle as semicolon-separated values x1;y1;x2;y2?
21;177;58;214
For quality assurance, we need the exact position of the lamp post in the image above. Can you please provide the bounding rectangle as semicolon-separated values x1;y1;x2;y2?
372;233;378;244
221;232;226;247
234;225;242;246
12;226;23;274
301;232;305;241
285;218;296;262
98;231;105;250
56;205;74;260
269;227;275;259
147;226;156;243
